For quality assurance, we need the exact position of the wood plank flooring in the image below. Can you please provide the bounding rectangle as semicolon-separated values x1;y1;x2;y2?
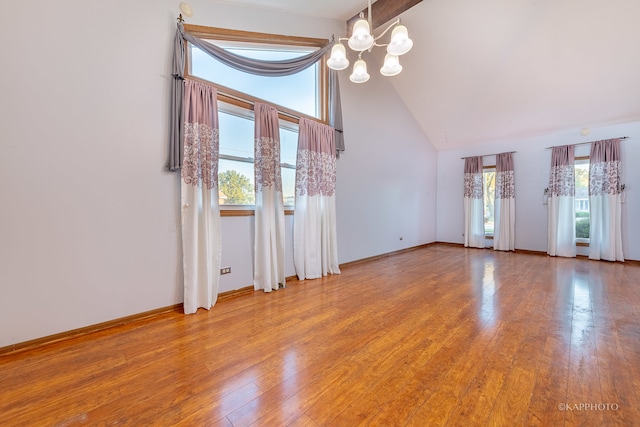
2;244;640;426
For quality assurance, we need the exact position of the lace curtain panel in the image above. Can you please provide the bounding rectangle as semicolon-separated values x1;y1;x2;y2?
293;118;340;280
181;79;222;313
464;156;485;248
547;145;576;257
589;139;624;261
494;152;515;251
253;102;286;292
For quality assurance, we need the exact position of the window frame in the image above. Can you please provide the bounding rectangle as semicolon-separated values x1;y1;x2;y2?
574;155;590;247
183;24;330;125
483;165;496;239
183;24;330;216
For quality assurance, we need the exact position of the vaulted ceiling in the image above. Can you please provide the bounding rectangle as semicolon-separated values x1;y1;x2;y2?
216;0;640;151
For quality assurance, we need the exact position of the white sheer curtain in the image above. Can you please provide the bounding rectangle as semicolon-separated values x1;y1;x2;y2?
494;152;515;251
253;102;285;292
589;139;624;261
547;145;576;257
181;79;221;313
294;118;340;280
464;157;485;248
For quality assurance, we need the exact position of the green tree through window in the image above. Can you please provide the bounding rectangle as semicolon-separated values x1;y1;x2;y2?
483;169;496;235
219;170;255;205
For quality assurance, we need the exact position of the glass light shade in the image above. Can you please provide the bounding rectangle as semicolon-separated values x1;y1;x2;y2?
327;44;349;70
349;58;370;83
348;19;374;51
387;25;413;56
380;54;402;76
179;2;193;17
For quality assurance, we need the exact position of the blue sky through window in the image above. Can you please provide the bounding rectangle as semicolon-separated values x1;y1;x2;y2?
191;44;319;118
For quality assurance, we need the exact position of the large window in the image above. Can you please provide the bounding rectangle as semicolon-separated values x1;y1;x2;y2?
190;41;322;119
184;25;328;213
575;157;590;242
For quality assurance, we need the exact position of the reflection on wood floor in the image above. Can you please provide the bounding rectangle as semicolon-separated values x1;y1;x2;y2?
2;244;639;426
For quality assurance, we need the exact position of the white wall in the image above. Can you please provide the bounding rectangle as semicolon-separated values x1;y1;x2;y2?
336;63;438;263
0;0;182;348
0;0;437;347
437;121;640;260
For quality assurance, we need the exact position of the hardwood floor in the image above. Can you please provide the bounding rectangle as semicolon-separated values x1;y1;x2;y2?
2;244;640;426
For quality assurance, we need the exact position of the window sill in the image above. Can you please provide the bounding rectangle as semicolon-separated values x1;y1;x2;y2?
221;209;294;217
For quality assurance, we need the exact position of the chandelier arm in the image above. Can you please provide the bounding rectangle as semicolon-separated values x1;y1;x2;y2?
374;18;401;42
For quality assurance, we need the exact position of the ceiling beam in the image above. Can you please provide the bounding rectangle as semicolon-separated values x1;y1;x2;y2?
346;0;423;34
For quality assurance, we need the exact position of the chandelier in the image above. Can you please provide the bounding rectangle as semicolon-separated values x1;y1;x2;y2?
327;0;414;83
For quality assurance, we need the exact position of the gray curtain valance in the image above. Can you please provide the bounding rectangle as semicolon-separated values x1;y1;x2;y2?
168;23;344;171
169;27;186;172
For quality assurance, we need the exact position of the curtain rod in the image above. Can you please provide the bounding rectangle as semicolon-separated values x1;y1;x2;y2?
187;75;306;123
545;136;629;150
217;88;300;121
215;84;326;125
460;151;516;160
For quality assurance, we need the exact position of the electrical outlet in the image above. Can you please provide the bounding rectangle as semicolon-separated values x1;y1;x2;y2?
220;267;231;275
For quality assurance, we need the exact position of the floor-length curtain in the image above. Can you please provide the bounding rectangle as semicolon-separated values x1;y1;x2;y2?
494;152;515;251
294;118;341;280
547;145;576;257
181;79;221;313
464;157;485;248
254;103;285;292
589;139;624;261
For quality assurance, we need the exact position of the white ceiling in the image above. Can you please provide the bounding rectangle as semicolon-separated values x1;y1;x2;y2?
216;0;640;151
213;0;368;21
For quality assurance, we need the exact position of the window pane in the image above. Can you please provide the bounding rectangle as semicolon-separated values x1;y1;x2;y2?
191;44;319;118
280;125;298;208
483;170;496;235
575;160;590;239
219;110;254;159
282;167;295;207
280;126;298;167
218;159;255;206
218;108;255;207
